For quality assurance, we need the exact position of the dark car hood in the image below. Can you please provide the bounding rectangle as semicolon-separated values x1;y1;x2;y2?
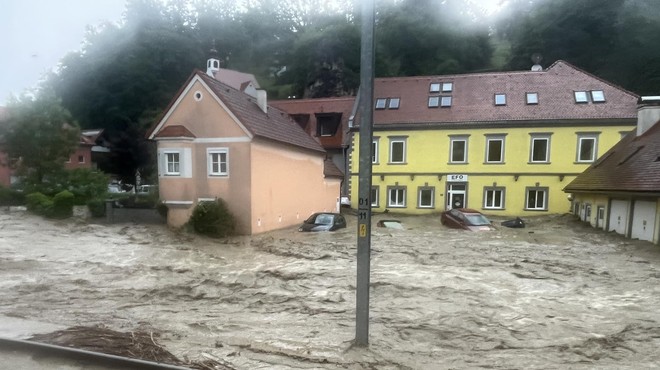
299;223;333;232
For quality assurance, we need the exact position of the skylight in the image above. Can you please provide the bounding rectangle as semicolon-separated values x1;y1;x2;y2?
495;94;506;106
442;82;453;92
388;98;400;109
574;91;588;103
591;90;606;103
428;96;439;108
440;96;452;107
429;83;440;93
375;98;387;109
526;92;539;105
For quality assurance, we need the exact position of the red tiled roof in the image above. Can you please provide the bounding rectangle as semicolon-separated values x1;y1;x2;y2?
154;125;196;138
369;60;638;126
80;129;104;145
197;72;325;154
323;158;344;178
564;120;660;193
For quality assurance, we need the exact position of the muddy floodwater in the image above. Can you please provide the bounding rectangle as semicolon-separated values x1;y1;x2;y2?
2;210;660;369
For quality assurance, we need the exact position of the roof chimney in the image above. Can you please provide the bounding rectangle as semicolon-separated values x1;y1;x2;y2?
530;53;543;72
637;96;660;136
256;90;267;113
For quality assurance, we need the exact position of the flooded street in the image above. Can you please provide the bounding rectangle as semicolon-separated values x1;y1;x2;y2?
2;210;660;369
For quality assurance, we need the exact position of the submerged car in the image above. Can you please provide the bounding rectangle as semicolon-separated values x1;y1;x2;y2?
441;208;495;231
299;212;347;232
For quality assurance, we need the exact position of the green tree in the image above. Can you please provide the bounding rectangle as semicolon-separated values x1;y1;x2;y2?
3;92;80;185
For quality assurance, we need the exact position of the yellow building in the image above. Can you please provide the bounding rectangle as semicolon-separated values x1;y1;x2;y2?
349;61;638;216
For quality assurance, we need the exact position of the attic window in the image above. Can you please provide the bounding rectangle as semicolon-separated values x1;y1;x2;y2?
526;92;539;105
591;90;606;103
316;113;342;137
194;91;203;101
442;82;453;92
375;98;387;109
430;83;440;93
655;156;660;162
574;91;588;104
440;96;452;107
428;96;440;108
388;98;400;109
495;94;506;106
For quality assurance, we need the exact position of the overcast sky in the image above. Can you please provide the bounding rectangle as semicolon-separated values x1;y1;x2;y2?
0;0;126;105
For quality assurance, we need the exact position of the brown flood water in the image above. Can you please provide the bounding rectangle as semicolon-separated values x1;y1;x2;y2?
1;210;660;369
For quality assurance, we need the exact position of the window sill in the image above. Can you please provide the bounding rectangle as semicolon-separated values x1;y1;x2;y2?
483;162;505;165
164;174;181;176
417;206;435;209
528;161;551;165
209;174;228;177
387;162;407;165
387;205;406;208
482;208;505;211
574;161;594;164
448;162;468;165
524;208;548;212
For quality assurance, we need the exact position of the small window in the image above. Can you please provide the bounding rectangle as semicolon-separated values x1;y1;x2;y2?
371;186;379;207
591;90;605;103
78;155;85;163
530;134;551;163
371;139;379;164
389;138;406;163
208;149;228;176
485;135;505;163
388;98;400;109
526;92;539;105
316;113;341;137
484;187;505;209
494;94;506;106
428;96;439;108
418;187;435;208
165;152;180;175
442;82;453;92
577;134;599;162
450;136;468;163
388;186;406;208
440;96;452;107
375;98;387;109
526;187;548;211
429;83;440;92
194;91;203;101
66;156;72;163
574;91;588;103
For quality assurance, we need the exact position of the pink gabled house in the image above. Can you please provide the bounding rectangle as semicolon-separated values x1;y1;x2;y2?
146;58;342;234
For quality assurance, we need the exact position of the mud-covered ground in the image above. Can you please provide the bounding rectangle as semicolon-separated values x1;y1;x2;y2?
1;209;660;369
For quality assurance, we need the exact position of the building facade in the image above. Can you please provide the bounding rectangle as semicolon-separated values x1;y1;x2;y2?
349;61;639;216
147;63;342;234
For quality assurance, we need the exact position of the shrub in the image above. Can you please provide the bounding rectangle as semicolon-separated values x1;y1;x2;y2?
156;201;168;219
52;190;74;219
87;198;106;218
26;192;51;214
0;186;25;206
188;199;236;238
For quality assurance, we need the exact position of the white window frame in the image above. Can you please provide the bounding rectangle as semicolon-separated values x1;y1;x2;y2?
375;98;387;109
208;148;229;176
389;137;407;164
574;91;588;103
526;92;539;105
485;135;505;163
440;96;452;107
449;136;468;163
165;151;181;176
529;134;551;163
494;94;506;106
371;138;379;164
483;187;505;210
371;186;379;207
577;134;598;163
387;186;406;208
418;187;435;208
525;187;548;211
591;90;605;103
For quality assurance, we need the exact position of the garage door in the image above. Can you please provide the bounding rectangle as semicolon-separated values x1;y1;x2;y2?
631;201;657;242
609;200;629;235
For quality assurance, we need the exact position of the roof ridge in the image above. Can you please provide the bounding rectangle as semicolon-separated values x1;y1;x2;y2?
548;60;639;99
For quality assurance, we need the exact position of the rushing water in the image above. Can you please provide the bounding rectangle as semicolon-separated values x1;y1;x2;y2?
1;210;660;369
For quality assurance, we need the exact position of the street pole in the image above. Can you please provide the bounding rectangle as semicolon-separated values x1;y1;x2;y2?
355;0;375;347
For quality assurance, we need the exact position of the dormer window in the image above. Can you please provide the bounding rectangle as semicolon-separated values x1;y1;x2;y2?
526;92;539;105
430;83;440;92
574;91;588;103
591;90;605;103
442;82;453;92
388;98;400;109
495;94;506;106
375;98;387;109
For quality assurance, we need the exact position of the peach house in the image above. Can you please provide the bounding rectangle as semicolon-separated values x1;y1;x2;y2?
147;59;342;234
